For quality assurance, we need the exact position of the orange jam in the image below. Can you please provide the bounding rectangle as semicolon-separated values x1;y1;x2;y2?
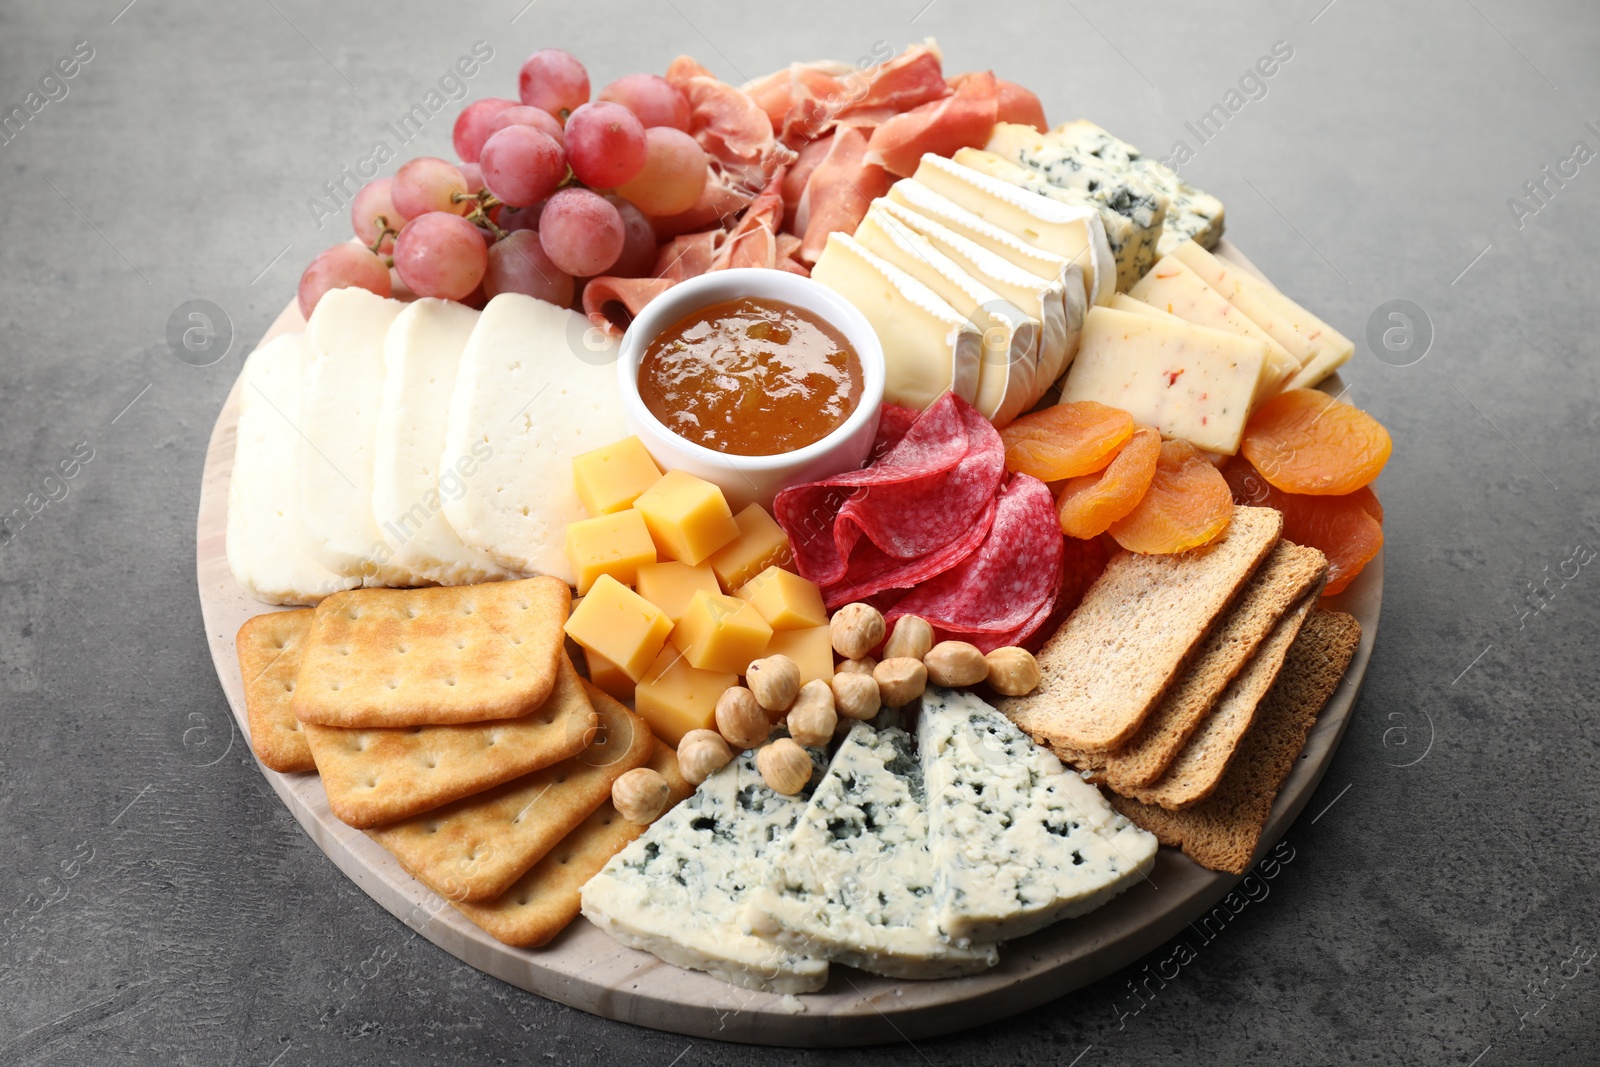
638;297;863;457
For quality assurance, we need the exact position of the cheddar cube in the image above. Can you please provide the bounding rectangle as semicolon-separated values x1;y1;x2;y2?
571;436;663;516
565;509;657;595
634;648;736;747
708;504;794;591
583;648;635;704
734;566;827;630
563;574;672;681
670;589;773;675
636;560;721;623
634;470;740;565
764;625;835;687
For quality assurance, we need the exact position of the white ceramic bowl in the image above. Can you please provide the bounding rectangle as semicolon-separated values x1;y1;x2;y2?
616;268;885;511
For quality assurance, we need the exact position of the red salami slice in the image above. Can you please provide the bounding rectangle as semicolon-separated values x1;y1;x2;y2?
820;495;997;610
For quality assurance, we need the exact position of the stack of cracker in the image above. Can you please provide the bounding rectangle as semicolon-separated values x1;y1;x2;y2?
998;506;1361;874
235;577;687;947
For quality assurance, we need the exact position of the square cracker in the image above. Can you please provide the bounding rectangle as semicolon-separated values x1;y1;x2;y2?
999;506;1282;752
366;681;655;903
452;739;693;948
305;654;600;829
1109;609;1361;874
292;577;570;728
236;609;317;773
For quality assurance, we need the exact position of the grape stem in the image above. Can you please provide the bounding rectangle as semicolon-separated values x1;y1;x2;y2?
367;214;400;254
467;207;508;242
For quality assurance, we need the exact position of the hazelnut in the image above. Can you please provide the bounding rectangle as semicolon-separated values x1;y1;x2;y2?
884;614;934;661
612;767;672;824
746;654;801;714
786;680;838;746
757;738;813;795
830;602;885;660
924;641;989;687
985;646;1042;697
873;657;927;707
677;729;733;785
835;655;878;676
715;686;771;749
831;671;881;721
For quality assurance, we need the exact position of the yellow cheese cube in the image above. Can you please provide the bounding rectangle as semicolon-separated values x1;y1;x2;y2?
634;469;740;565
764;625;835;687
670;589;773;675
707;504;794;591
634;648;736;747
565;509;657;595
563;574;672;681
583;648;636;704
636;560;721;623
734;566;827;630
571;436;663;517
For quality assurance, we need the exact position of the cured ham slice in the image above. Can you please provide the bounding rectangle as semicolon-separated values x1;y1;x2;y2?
795;126;893;264
582;277;675;333
865;70;999;177
652;229;723;281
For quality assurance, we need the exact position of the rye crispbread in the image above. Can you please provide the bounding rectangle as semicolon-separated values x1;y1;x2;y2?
305;654;599;829
236;609;317;773
292;577;569;728
366;682;654;902
999;506;1282;752
1108;609;1361;873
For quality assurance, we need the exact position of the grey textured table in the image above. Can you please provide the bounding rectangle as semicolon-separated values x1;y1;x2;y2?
2;1;1596;1063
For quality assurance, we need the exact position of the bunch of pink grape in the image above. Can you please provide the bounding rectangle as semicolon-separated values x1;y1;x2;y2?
298;49;711;318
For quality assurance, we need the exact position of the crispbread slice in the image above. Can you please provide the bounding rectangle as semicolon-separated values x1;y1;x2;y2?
305;654;599;829
366;682;654;903
999;506;1282;752
452;742;692;948
236;609;317;773
1119;576;1324;810
292;577;569;728
1109;609;1361;873
1094;542;1328;789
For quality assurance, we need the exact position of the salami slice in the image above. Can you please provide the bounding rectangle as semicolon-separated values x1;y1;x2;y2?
820;495;997;610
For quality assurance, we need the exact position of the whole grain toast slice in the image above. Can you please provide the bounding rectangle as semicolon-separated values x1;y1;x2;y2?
999;506;1282;752
1108;609;1361;873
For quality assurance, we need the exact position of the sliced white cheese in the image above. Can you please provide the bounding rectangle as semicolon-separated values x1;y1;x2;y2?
297;287;406;583
372;299;520;587
1109;293;1180;320
227;334;361;606
440;293;626;584
1060;306;1265;455
744;722;999;979
810;232;981;412
856;208;1037;426
1172;240;1354;387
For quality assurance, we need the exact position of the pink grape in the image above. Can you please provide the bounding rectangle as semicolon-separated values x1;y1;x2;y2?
479;126;566;208
598;73;692;131
459;162;485;197
499;203;542;234
452;96;518;163
350;178;406;253
392;157;471;218
615;127;708;216
393;212;488;301
518;49;589;121
604;195;658;277
564;101;647;188
538;188;624;277
298;244;392;318
483;230;576;306
487;105;565;146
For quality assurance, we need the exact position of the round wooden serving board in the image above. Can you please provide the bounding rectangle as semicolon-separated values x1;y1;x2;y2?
195;244;1381;1046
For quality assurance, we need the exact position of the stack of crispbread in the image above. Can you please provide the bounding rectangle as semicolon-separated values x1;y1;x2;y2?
998;505;1360;874
234;576;682;947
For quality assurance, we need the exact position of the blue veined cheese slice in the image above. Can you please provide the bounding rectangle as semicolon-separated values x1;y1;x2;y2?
1060;306;1266;455
855;208;1038;426
579;741;830;994
810;232;981;412
744;722;1000;980
917;687;1158;944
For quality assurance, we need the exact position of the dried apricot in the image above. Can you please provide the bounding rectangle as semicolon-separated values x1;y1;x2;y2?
1240;388;1392;496
1001;401;1134;481
1223;457;1383;595
1108;439;1233;554
1056;425;1160;538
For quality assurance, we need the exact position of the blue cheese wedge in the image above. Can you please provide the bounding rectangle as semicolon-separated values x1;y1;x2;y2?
917;687;1158;944
744;723;1000;980
579;743;829;994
